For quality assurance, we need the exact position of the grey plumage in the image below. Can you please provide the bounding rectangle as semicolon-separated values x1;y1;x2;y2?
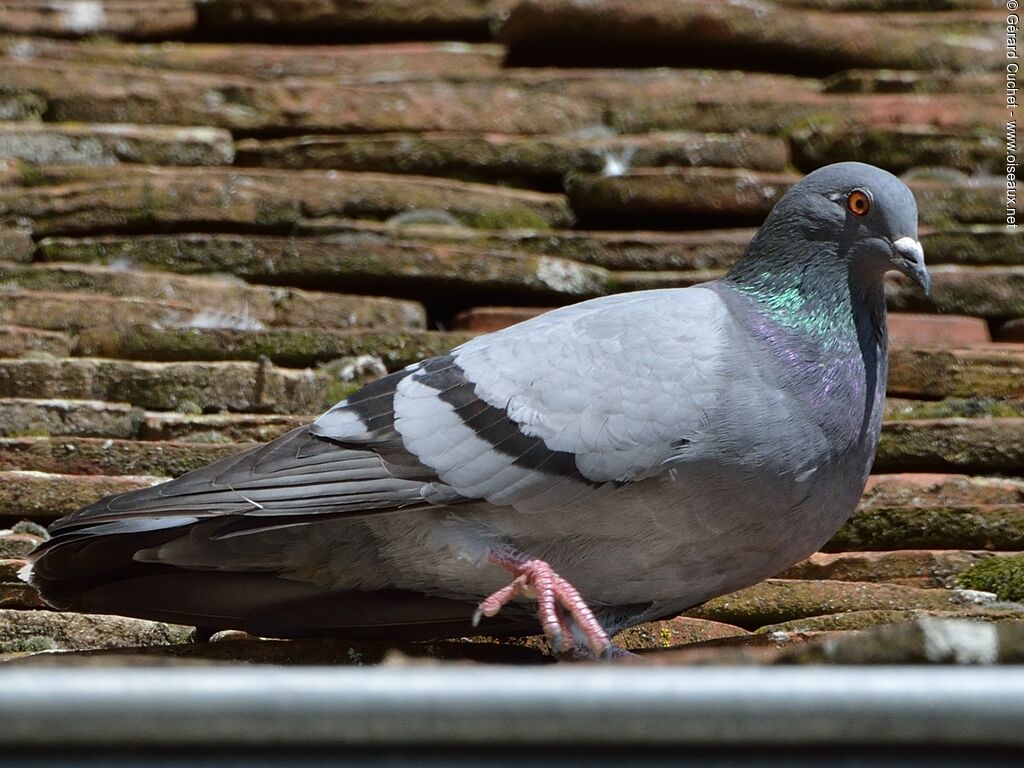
25;162;929;647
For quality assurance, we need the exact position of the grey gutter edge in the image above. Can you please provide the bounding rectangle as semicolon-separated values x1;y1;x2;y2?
2;665;1022;747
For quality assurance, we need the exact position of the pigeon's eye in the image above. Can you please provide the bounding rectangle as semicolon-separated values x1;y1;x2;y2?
847;189;871;217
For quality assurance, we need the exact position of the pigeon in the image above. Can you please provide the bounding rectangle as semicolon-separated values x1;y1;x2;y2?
23;162;929;656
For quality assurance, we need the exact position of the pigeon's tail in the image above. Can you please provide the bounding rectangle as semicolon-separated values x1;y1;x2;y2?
24;517;195;615
24;517;535;640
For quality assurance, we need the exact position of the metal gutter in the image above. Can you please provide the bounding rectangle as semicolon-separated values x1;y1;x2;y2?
1;665;1023;748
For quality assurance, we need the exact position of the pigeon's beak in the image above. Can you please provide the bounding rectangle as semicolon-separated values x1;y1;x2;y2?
891;237;931;296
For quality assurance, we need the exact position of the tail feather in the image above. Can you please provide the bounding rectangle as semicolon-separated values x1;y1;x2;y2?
26;518;197;612
25;518;535;640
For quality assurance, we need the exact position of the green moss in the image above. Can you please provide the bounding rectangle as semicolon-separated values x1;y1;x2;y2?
16;163;45;187
0;438;241;477
826;506;1024;552
7;429;52;438
957;556;1024;602
916;184;1002;226
176;400;203;416
85;33;121;45
757;609;919;634
0;635;58;654
322;381;363;409
172;430;235;444
793;127;1000;175
885;397;1024;421
78;327;471;370
876;419;1024;474
921;227;1023;266
686;579;961;630
471;207;558;230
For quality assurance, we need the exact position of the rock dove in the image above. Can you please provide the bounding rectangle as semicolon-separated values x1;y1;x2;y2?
24;162;929;656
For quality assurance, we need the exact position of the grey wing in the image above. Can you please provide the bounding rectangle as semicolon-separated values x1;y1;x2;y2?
314;286;731;516
421;286;731;501
50;285;729;532
47;370;457;535
47;355;603;536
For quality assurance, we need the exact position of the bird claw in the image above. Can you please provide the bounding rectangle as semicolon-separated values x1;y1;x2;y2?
475;553;611;657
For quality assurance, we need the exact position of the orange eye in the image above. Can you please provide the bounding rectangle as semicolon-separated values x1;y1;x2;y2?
847;189;871;216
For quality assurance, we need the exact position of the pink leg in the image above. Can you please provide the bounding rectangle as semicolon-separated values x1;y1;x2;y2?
472;551;611;657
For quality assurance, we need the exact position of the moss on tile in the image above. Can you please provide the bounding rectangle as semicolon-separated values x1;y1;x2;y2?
884;398;1024;421
875;419;1024;473
76;326;473;369
826;505;1024;552
957;555;1024;603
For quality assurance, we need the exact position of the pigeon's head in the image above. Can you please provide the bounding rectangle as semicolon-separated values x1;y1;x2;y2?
741;162;930;296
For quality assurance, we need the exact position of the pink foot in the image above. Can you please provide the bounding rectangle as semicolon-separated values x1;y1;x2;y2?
472;552;611;657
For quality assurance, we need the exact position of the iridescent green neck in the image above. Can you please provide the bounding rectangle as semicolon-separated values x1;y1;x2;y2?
726;262;857;340
724;218;890;350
